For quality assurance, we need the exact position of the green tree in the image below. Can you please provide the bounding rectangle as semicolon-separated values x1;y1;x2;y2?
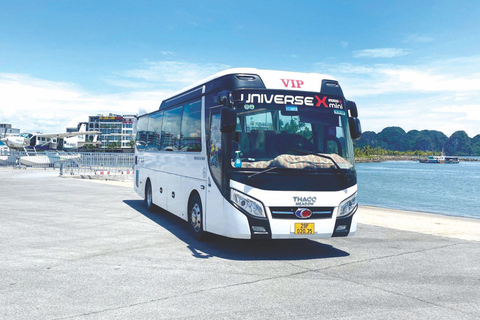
472;135;480;156
353;131;378;149
445;131;472;156
378;127;407;151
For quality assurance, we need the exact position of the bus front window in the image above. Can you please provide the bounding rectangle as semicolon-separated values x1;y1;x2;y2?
231;105;354;171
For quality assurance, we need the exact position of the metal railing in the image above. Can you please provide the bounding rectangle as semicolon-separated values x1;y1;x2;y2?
0;150;135;180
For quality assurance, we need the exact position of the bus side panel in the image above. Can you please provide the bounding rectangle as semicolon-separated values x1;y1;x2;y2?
151;170;167;209
183;176;207;222
134;167;144;199
135;167;156;205
204;175;225;235
222;200;252;239
141;153;156;204
349;213;358;235
166;174;187;220
134;160;147;200
164;153;206;221
204;180;251;238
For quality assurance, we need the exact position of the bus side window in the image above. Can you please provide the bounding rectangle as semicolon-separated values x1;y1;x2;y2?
147;112;163;152
135;117;148;151
181;100;202;152
161;107;183;151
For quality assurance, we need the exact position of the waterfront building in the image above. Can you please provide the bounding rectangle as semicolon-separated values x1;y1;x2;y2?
86;114;135;151
0;123;20;138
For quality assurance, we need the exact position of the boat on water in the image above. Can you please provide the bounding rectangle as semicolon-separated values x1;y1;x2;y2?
419;150;459;164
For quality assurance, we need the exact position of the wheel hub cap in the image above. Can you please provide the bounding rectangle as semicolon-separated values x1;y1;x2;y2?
191;203;201;232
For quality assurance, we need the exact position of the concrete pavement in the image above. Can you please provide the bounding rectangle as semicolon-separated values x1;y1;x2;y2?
1;168;479;319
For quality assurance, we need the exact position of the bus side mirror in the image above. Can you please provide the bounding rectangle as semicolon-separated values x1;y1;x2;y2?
349;117;362;141
220;107;237;133
346;100;358;118
218;90;233;108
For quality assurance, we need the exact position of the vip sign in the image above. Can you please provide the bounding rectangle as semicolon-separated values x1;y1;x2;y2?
281;79;305;88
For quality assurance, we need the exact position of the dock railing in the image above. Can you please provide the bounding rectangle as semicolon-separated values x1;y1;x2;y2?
0;150;135;181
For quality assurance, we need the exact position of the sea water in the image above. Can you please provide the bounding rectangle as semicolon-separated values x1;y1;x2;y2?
356;159;480;219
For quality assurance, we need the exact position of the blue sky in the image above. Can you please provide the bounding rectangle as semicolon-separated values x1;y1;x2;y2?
1;0;479;137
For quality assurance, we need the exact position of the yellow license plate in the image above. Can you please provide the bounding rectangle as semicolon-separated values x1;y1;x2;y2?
294;223;314;235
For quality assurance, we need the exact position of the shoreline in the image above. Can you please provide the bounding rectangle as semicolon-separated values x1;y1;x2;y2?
358;205;480;242
355;155;480;163
359;203;479;221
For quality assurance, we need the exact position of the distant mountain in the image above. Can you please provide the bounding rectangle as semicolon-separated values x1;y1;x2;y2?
355;126;480;156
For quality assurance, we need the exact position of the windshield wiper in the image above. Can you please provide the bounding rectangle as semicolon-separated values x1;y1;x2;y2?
285;148;348;183
246;150;350;183
246;166;281;180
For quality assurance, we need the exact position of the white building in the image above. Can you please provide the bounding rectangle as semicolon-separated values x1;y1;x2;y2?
87;114;135;150
0;123;20;138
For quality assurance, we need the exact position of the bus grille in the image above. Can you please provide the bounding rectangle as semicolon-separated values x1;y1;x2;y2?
269;207;334;219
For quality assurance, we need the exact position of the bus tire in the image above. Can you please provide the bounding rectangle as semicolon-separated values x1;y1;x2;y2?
188;194;207;241
145;180;155;212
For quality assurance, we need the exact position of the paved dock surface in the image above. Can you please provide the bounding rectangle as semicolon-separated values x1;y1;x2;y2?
1;168;479;319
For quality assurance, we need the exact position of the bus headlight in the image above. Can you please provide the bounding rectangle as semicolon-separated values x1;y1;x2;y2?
230;189;266;218
338;193;358;218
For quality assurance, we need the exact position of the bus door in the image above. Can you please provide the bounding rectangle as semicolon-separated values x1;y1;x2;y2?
205;109;225;234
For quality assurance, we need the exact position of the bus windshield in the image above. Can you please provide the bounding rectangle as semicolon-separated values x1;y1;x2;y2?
231;93;355;171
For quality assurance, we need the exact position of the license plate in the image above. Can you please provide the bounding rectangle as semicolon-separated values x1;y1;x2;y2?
294;223;314;235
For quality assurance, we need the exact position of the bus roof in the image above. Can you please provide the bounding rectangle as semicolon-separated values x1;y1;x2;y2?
169;68;336;96
150;68;342;113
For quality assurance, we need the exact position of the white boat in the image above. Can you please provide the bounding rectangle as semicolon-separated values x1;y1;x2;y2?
419;150;459;164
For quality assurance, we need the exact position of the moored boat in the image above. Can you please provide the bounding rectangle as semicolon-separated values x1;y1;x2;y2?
419;150;459;164
445;156;459;164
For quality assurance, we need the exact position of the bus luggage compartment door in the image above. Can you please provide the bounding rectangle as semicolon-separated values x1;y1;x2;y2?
166;174;186;219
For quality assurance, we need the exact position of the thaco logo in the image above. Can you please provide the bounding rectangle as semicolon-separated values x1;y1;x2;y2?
293;196;317;206
295;208;313;219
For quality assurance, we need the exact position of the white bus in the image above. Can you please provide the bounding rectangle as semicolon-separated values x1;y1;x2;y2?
134;68;362;240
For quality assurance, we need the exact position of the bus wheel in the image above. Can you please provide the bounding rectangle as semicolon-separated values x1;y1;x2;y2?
189;194;207;241
145;180;155;212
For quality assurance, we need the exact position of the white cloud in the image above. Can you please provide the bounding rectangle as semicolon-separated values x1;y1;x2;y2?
454;94;469;102
403;34;434;43
380;68;480;92
101;78;149;89
121;60;230;85
353;48;410;58
316;57;480;97
0;60;232;134
340;41;348;48
0;73;169;133
433;104;480;122
160;51;176;56
314;56;480;136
